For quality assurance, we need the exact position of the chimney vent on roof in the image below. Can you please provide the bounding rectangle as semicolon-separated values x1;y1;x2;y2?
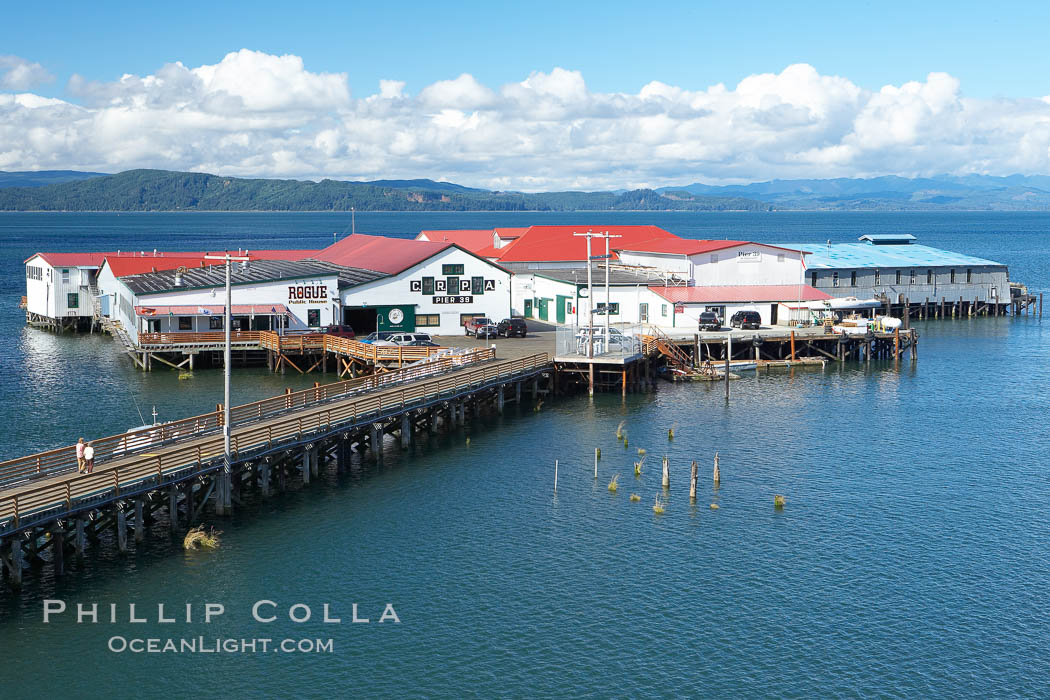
174;266;187;287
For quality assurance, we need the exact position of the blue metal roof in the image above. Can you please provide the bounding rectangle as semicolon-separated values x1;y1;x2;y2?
858;234;916;244
786;243;1006;270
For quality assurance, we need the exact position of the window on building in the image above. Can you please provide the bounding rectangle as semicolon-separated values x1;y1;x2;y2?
422;277;434;295
810;271;818;287
447;277;460;297
875;270;881;286
417;314;440;327
26;266;43;281
471;276;484;295
307;309;320;327
61;269;70;284
895;270;902;285
442;264;464;276
850;271;857;287
178;316;192;331
966;268;972;283
639;303;648;322
777;253;786;263
67;293;79;309
832;272;839;287
927;269;933;285
709;254;719;264
950;269;956;284
909;269;916;285
661;304;668;317
209;316;223;330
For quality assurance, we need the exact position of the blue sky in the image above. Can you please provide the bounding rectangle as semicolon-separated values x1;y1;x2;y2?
6;0;1049;99
2;1;1050;187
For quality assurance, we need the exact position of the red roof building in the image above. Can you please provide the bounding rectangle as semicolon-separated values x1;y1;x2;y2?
490;225;679;263
416;229;495;252
314;233;454;274
102;256;216;278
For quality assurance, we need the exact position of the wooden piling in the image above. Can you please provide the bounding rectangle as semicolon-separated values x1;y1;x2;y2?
690;460;698;502
168;486;180;532
790;330;796;361
9;540;22;589
594;448;599;478
75;517;86;562
51;525;65;576
554;459;558;492
401;414;411;449
116;507;128;553
662;456;670;489
724;336;731;402
301;449;311;484
497;385;505;414
134;499;144;542
713;452;720;484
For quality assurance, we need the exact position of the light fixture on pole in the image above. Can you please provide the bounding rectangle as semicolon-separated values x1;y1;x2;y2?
204;251;250;516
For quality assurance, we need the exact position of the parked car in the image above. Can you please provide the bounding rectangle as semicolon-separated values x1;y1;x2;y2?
376;333;435;346
730;310;762;329
360;331;396;344
475;323;499;339
463;317;494;336
323;324;356;338
404;339;440;347
497;318;528;337
698;312;722;331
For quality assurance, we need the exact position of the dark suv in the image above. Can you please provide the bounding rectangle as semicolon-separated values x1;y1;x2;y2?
497;318;528;337
698;312;722;331
730;310;762;329
323;324;356;338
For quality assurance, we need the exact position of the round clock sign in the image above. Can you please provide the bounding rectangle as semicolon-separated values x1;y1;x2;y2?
388;308;404;324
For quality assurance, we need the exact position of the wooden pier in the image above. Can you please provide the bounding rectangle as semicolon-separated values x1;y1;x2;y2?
0;352;551;590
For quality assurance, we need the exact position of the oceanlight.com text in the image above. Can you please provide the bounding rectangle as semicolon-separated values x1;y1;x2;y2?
107;636;334;654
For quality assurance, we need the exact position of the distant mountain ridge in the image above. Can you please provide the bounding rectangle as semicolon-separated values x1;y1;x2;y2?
0;169;771;212
0;170;109;188
2;169;1049;211
657;175;1050;210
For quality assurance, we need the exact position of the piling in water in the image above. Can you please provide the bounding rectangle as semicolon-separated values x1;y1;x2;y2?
608;474;620;492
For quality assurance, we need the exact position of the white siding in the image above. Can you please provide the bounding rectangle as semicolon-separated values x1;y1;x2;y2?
342;247;511;335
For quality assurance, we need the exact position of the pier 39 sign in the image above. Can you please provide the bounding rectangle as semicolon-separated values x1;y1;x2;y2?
409;274;496;305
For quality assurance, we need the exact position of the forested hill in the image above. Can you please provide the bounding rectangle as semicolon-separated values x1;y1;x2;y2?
0;170;773;212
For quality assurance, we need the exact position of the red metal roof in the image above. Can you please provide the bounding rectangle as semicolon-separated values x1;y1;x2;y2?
417;229;494;252
25;252;116;267
474;244;501;258
493;225;679;262
649;285;831;303
135;304;290;316
103;256;215;277
315;233;453;274
616;239;751;255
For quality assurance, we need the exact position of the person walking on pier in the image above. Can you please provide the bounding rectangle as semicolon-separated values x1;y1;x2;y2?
83;441;95;474
76;438;86;473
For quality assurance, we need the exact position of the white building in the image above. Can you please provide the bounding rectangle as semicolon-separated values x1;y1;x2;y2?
23;252;109;330
97;258;378;344
316;234;511;336
615;240;808;287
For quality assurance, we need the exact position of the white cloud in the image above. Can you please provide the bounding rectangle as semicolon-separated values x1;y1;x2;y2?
0;55;54;90
3;52;1050;188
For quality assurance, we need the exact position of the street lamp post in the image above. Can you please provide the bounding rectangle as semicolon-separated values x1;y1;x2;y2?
204;251;250;516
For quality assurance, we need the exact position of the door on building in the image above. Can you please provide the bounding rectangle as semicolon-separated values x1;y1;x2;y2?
538;298;549;321
346;307;378;334
639;303;648;322
524;298;533;318
770;304;778;325
555;294;570;324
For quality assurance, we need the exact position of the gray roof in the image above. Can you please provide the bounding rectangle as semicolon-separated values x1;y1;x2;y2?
533;267;677;286
124;259;387;295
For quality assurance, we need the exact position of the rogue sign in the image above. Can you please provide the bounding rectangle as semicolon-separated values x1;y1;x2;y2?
287;285;328;304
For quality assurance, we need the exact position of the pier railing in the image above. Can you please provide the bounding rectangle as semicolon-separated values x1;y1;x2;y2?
137;330;457;364
0;347;496;488
0;352;550;528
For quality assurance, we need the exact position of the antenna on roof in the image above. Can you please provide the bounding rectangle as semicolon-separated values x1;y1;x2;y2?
352;206;356;236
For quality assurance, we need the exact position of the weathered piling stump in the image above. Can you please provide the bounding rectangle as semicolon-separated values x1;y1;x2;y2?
690;460;698;502
662;456;670;489
713;452;720;484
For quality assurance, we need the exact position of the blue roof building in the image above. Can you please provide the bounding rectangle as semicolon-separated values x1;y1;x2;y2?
783;236;1010;308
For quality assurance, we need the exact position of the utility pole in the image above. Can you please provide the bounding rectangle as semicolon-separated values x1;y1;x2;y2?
204;251;251;516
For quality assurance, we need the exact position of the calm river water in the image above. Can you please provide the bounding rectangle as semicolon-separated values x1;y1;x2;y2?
1;211;1048;697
